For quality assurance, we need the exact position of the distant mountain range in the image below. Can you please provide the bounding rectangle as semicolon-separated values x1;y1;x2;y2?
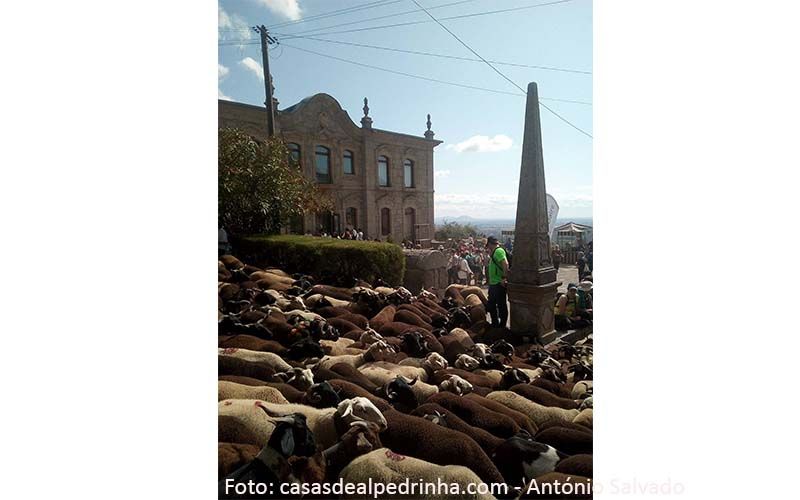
435;216;593;228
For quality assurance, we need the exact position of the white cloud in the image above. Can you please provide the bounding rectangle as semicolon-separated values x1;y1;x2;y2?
219;6;253;49
550;185;593;208
219;89;233;101
240;57;264;81
435;193;518;218
434;169;451;178
446;134;513;153
256;0;302;21
218;64;229;80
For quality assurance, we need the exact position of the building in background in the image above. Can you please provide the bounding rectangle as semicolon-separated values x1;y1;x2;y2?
553;221;593;249
219;93;441;244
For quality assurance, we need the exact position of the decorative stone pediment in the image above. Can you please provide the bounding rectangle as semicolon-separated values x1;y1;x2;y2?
280;94;361;141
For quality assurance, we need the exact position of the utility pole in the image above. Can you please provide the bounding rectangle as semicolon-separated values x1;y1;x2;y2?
253;25;278;137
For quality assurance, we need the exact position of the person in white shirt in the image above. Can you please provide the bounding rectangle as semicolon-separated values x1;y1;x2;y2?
457;254;474;285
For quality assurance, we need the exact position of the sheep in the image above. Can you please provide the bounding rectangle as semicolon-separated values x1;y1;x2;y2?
218;334;287;356
454;354;481;371
427;392;520;439
398;352;448;380
276;366;315;391
397;303;432;324
531;377;575;399
358;329;384;346
377;321;416;338
291;421;384;482
573;408;593;429
315;340;395;371
473;368;504;387
369;305;396;331
218;442;259;479
571;380;592;399
320;337;360;356
535;426;593;456
218;399;296;447
218;375;306;403
464;393;538;436
326;317;364;336
380;409;506;485
218;347;293;373
486;391;580;429
411;403;503;456
431;368;498;391
308;284;354;302
339;448;496;500
218;381;289;404
509;384;581;410
218;354;276;381
254;397;387;450
316;306;353;319
358;362;439;404
439;327;475;364
327;363;380;393
377;376;420;412
301;381;341;409
326;379;392;412
492;433;560;487
438;374;473;396
394;309;433;331
555;454;592;478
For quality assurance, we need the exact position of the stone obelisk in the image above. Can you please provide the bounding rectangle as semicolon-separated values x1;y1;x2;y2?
507;82;560;343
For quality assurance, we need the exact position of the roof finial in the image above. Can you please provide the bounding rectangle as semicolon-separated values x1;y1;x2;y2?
361;97;373;129
424;113;434;139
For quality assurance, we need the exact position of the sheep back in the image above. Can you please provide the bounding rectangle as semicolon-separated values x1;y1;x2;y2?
218;381;289;404
411;403;503;455
218;442;260;480
509;384;580;410
427;392;519;439
487;391;579;429
464;393;538;436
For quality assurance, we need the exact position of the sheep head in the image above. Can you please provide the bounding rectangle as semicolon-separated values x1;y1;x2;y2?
422;352;448;372
439;374;473;396
401;331;429;358
264;413;318;458
303;381;341;409
286;367;314;391
380;376;419;412
579;396;593;410
358;329;383;345
365;340;395;362
421;410;449;427
336;397;387;432
501;367;531;389
455;354;481;371
490;339;515;360
471;343;489;359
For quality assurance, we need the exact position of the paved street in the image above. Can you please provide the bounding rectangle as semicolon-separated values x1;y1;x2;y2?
556;264;581;293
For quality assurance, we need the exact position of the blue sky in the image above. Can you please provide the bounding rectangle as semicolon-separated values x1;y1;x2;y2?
219;0;592;219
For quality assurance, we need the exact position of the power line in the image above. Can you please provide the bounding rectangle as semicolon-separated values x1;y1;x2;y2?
276;0;577;38
267;0;403;30
280;0;482;37
279;33;592;75
409;0;592;138
281;43;523;96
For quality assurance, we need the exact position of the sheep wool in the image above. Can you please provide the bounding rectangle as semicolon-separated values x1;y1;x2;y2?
218;347;292;373
217;381;289;404
573;408;593;429
339;449;496;500
486;391;580;429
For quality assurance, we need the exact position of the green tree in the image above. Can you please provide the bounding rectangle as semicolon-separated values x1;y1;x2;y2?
218;128;333;235
434;221;479;240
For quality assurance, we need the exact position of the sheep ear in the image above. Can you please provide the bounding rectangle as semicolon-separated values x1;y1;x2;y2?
355;433;373;453
339;401;354;419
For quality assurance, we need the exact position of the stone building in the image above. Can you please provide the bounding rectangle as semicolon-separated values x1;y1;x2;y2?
218;94;442;243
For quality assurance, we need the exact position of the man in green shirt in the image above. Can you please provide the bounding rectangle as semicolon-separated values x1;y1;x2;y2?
486;236;510;328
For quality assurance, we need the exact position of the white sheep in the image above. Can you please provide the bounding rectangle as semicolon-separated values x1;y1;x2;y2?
574;408;593;427
473;369;503;386
358;329;384;345
359;362;439;404
339;448;495;500
455;354;481;371
218;347;292;373
571;380;593;399
217;381;288;404
315;340;394;371
487;391;579;428
321;337;360;356
398;352;448;380
252;397;387;449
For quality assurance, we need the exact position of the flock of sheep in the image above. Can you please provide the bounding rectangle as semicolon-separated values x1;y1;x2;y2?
218;254;593;499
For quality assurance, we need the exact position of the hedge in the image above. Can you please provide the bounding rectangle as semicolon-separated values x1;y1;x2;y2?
232;235;406;286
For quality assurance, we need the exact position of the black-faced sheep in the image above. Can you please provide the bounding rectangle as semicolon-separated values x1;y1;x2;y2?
301;381;342;409
492;433;560;487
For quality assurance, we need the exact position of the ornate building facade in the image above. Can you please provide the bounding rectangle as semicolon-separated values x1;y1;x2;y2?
219;94;442;243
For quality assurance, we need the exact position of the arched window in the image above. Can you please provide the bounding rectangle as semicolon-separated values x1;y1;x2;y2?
287;143;301;166
345;207;357;228
403;159;414;188
343;150;355;175
377;155;389;187
381;208;391;236
315;146;331;184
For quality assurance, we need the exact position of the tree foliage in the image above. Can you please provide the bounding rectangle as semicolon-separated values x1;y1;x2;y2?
218;128;333;235
434;221;479;240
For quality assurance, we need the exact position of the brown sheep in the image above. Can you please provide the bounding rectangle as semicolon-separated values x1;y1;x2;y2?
394;309;433;331
510;384;581;410
377;321;416;337
369;305;396;331
531;377;575;398
218;376;304;403
218;442;259;479
555;454;592;478
308;284;354;302
329;363;380;393
220;255;245;270
218;355;276;381
427;392;520;439
326;317;363;335
412;402;503;455
316;306;352;318
381;409;506;486
250;270;294;286
464;393;539;436
218;335;287;356
397;303;432;324
419;297;449;316
535;426;593;456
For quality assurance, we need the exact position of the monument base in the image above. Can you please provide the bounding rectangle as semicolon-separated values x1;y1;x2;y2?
507;281;560;344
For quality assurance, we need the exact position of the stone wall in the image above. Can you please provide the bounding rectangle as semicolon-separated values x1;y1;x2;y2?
402;249;448;297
